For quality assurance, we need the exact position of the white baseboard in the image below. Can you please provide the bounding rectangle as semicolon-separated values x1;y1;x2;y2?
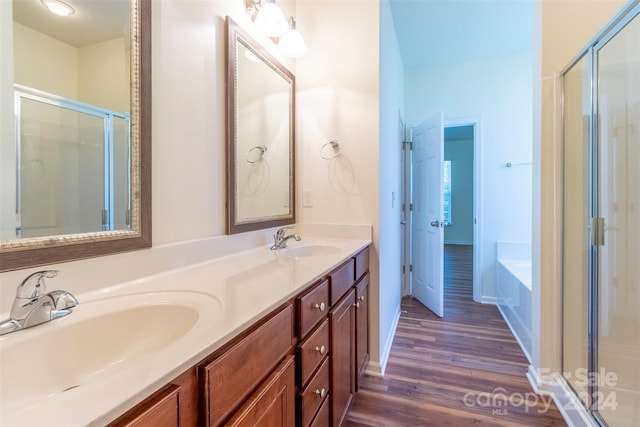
526;365;598;427
496;304;532;363
365;307;401;378
365;361;384;378
480;295;498;305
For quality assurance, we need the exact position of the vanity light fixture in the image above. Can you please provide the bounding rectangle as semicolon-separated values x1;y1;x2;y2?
41;0;75;16
249;0;288;38
279;17;307;58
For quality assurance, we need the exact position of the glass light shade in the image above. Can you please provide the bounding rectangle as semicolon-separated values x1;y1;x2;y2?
254;3;288;38
279;28;308;58
41;0;74;16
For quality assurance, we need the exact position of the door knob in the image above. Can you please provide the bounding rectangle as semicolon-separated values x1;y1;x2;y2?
430;220;441;228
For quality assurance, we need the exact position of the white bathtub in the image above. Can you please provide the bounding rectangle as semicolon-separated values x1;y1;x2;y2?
496;242;532;362
498;258;532;291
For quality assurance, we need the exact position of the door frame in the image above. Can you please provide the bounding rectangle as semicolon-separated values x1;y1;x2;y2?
402;116;482;302
445;117;482;302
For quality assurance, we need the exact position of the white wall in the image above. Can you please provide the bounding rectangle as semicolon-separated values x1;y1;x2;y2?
405;51;533;300
377;0;405;374
78;37;130;112
444;136;473;245
295;0;384;370
13;22;78;99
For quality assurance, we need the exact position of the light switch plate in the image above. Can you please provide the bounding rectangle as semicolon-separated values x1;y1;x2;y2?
303;189;313;207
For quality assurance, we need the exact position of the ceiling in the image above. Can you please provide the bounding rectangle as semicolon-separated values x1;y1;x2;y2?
12;0;129;48
12;0;534;66
389;0;534;70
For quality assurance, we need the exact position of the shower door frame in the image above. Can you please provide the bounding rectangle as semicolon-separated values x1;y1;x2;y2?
560;1;640;425
14;85;131;236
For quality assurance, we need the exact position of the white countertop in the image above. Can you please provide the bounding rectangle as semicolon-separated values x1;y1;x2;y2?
0;237;371;426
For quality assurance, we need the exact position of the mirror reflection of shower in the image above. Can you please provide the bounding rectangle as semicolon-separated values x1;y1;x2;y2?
9;85;130;240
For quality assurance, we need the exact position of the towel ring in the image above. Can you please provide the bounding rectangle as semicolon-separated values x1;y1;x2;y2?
246;145;267;163
320;140;341;160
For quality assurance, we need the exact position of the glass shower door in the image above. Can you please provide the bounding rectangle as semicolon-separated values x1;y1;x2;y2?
595;10;640;426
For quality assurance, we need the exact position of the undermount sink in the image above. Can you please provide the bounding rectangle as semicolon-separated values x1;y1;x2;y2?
282;244;342;258
0;291;220;410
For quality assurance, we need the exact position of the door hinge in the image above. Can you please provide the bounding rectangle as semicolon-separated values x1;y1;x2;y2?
101;209;107;226
593;217;605;246
409;264;413;273
125;209;131;226
402;265;405;274
410;203;414;211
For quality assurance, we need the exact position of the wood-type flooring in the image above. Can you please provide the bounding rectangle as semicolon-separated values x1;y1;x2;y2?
345;245;567;427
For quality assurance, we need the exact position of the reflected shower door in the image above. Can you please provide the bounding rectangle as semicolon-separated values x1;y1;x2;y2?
19;98;104;237
595;11;640;426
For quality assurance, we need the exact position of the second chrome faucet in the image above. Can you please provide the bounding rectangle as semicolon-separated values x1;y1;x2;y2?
271;226;301;250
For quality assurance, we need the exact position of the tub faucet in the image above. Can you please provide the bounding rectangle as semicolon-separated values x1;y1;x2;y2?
0;270;78;336
271;226;301;250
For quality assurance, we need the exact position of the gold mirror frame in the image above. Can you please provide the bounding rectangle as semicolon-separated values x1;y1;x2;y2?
225;16;295;234
0;0;151;272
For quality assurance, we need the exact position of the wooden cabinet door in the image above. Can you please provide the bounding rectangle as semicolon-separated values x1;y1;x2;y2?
226;355;296;427
355;274;369;391
108;369;197;427
329;288;355;427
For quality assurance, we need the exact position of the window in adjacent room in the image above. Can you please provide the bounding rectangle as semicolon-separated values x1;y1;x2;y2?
443;160;451;225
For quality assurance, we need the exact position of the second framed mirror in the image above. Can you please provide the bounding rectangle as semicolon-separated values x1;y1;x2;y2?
225;16;295;234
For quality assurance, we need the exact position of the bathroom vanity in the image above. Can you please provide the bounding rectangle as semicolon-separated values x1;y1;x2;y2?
107;245;370;427
0;236;370;426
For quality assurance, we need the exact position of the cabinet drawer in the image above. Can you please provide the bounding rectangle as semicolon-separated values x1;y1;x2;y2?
308;396;329;427
225;355;296;427
296;319;329;388
298;357;329;427
296;279;329;339
201;304;293;427
354;246;370;281
329;259;355;306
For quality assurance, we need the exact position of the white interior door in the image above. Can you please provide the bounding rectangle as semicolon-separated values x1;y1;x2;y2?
411;112;445;317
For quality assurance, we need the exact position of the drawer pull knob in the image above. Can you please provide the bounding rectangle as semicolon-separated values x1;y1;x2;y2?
314;303;326;312
315;345;326;355
359;295;365;302
315;388;327;399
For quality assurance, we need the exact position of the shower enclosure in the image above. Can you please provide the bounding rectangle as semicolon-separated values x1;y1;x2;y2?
562;2;639;426
12;85;130;239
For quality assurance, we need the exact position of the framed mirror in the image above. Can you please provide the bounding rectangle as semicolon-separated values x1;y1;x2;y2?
226;16;295;234
0;0;151;271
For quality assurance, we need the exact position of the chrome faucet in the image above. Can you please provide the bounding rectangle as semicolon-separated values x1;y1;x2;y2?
271;226;301;250
0;270;78;336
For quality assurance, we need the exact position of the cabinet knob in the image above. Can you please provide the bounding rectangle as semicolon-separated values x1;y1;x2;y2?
353;302;360;308
358;295;365;302
314;302;326;312
315;388;327;399
315;345;326;355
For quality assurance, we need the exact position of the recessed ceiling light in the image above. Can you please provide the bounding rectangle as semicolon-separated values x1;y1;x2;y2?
41;0;75;17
